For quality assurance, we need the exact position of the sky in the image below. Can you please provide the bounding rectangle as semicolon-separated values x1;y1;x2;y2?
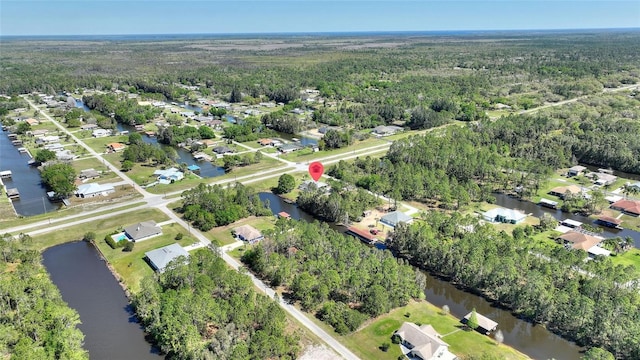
1;1;639;36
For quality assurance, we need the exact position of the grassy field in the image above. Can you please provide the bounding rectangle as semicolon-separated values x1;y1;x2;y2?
0;193;17;222
609;249;640;277
29;208;169;251
343;301;528;360
93;222;197;293
82;135;128;153
280;138;389;162
204;215;277;246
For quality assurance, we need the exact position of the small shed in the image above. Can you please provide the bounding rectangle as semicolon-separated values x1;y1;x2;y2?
461;312;498;334
277;211;291;220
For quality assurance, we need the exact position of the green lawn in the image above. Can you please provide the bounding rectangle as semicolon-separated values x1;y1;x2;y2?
29;208;170;251
204;215;277;246
280;138;389;162
93;222;197;293
610;249;640;277
343;301;528;360
82;135;128;153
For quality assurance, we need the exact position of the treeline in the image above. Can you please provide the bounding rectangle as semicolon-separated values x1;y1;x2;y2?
157;125;215;146
261;110;305;134
180;183;271;231
0;234;88;359
479;93;640;174
83;93;161;125
222;117;275;142
133;249;299;359
241;220;424;334
296;185;380;222
329;127;550;207
388;212;640;359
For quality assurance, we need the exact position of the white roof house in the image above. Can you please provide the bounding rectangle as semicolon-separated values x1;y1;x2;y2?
380;211;414;228
75;183;115;198
482;207;527;224
145;243;189;272
395;322;456;360
92;129;111;138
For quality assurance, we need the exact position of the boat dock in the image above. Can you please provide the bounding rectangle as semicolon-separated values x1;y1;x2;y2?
595;215;624;230
346;226;377;245
0;170;11;179
6;188;20;200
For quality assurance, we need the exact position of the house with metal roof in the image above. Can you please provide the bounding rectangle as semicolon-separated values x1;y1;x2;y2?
75;183;115;198
232;225;263;244
395;322;456;360
125;220;163;242
145;243;189;272
482;207;527;224
380;211;413;228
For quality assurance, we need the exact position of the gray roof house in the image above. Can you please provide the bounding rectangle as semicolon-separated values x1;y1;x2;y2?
233;225;264;244
372;125;404;137
124;220;163;242
380;211;413;228
395;322;457;360
145;244;189;272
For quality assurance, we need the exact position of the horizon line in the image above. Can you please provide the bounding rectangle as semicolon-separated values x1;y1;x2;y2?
2;27;639;39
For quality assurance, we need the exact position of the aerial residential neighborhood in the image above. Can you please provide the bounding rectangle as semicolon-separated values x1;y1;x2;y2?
1;7;640;360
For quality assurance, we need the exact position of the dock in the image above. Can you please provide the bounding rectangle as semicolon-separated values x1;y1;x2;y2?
539;198;558;209
0;170;11;179
6;188;20;200
11;139;23;146
346;226;377;244
595;215;623;230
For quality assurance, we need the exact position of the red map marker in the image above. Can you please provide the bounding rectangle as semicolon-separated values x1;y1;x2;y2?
308;161;324;182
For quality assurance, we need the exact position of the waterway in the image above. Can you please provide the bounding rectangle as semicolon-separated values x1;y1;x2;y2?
42;241;163;360
260;192;584;360
493;193;640;248
0;128;58;216
115;123;226;179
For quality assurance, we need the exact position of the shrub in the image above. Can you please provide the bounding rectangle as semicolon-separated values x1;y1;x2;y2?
105;235;117;249
83;232;96;242
175;233;184;240
123;241;135;252
380;342;390;352
391;333;401;344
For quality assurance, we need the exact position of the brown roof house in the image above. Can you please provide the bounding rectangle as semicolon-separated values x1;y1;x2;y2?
125;221;163;242
233;224;264;244
549;185;583;199
395;322;457;360
610;199;640;217
559;231;610;257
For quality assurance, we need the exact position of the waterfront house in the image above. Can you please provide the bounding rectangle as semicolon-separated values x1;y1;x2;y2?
395;322;457;360
145;243;189;272
278;143;303;153
299;180;330;192
548;185;583;199
559;231;610;258
35;135;60;145
75;183;115;198
629;182;640;191
25;118;40;126
372;125;404;137
125;220;163;242
567;165;587;177
232;225;263;244
380;210;414;228
461;312;498;334
482;207;527;224
92;128;111;138
81;123;99;130
213;146;234;155
587;172;617;186
610;199;640;217
258;138;273;146
154;168;184;184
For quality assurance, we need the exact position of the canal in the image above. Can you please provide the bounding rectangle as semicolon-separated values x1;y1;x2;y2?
260;192;584;360
0;128;58;216
493;193;640;248
42;241;163;360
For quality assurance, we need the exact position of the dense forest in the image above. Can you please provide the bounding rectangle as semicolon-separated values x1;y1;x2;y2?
133;249;299;359
387;212;640;359
296;184;381;222
180;183;272;231
0;234;88;359
241;220;424;334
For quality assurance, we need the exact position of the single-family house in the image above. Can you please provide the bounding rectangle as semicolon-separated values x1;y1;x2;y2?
587;172;617;186
568;165;587;177
75;183;115;198
482;207;527;224
610;199;640;217
299;180;330;192
461;312;498;334
380;211;414;228
79;168;101;180
25;118;40;126
278;143;303;153
92;128;111;138
36;136;60;145
55;150;76;161
107;143;125;152
213;146;234;155
559;231;609;257
81;123;99;130
629;182;640;191
395;322;457;360
29;129;49;137
548;185;583;199
125;220;163;242
154;168;184;184
372;125;404;137
233;225;264;244
145;243;189;272
258;138;273;146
